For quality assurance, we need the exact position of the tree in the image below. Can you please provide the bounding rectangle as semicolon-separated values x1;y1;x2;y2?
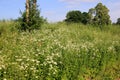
116;18;120;25
65;10;91;24
18;0;43;31
88;3;111;25
94;3;111;25
81;12;90;24
88;8;96;24
65;10;82;23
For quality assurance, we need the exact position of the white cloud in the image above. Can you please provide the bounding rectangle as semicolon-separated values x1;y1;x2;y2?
59;0;99;4
59;0;100;8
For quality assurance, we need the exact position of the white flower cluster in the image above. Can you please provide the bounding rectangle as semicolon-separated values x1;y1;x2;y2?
43;53;61;75
0;56;6;70
107;46;115;52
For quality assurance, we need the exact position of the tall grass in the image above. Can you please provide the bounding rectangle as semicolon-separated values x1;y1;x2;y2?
0;22;120;80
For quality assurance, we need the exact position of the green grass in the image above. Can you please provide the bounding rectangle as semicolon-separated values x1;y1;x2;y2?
0;22;120;80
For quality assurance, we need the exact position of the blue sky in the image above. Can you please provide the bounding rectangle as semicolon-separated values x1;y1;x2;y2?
0;0;120;22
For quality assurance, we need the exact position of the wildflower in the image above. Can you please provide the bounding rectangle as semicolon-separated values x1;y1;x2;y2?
20;66;24;70
22;56;27;59
0;65;5;69
36;60;40;64
26;58;30;61
31;59;35;62
35;76;38;79
53;72;56;75
35;54;38;56
4;71;6;74
53;62;57;65
38;52;42;55
36;49;40;52
108;46;115;52
3;78;7;80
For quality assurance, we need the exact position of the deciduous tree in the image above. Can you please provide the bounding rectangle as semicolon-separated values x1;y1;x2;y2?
94;3;111;25
65;10;82;23
95;3;111;25
88;3;111;25
88;8;95;24
116;18;120;25
81;12;90;24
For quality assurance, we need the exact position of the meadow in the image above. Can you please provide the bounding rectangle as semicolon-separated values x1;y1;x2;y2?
0;21;120;80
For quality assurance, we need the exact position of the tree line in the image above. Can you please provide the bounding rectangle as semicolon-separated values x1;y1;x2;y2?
65;3;120;26
17;1;119;31
65;3;111;25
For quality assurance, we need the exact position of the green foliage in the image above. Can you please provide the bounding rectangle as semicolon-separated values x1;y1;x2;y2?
89;3;111;25
95;3;111;25
116;18;120;25
0;22;120;80
65;3;111;26
81;12;90;24
17;0;44;31
65;11;90;24
65;10;82;23
88;8;96;24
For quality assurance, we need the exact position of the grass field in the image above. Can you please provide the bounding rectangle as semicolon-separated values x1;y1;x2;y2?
0;22;120;80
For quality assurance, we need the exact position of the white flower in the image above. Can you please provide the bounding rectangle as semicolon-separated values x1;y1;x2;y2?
36;60;40;64
3;78;7;80
53;62;57;65
19;66;24;70
31;59;35;62
26;58;30;61
36;49;40;52
35;76;38;79
16;59;22;62
108;46;115;52
22;56;26;58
